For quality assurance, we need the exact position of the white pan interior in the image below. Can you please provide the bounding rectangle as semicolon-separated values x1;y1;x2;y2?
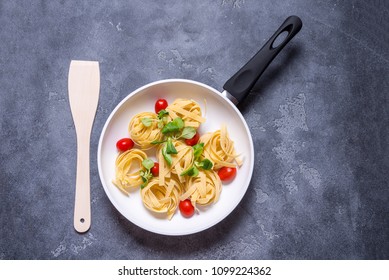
97;79;254;235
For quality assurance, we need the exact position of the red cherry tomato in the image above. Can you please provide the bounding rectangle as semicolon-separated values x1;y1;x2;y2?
116;138;134;152
179;199;195;218
151;162;159;177
218;167;237;182
185;131;200;146
155;99;168;113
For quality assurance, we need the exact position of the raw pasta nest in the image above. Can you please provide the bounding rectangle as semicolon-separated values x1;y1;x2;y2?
156;140;194;185
141;176;183;220
166;98;205;129
200;125;243;170
112;149;147;194
180;170;222;207
129;112;163;149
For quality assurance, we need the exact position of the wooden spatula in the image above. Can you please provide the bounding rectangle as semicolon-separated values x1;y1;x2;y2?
68;60;100;233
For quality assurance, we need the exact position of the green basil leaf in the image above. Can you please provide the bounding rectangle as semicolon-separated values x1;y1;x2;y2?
161;122;180;134
140;168;153;189
180;166;199;177
162;144;172;166
173;117;184;129
192;166;199;177
142;158;154;170
151;139;166;145
192;143;204;160
198;159;213;170
180;167;191;176
141;117;152;127
157;109;169;119
180;127;196;139
157;121;164;129
166;138;178;154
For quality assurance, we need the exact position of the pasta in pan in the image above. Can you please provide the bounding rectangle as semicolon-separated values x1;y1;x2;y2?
157;140;194;185
166;98;205;129
199;124;243;170
180;170;221;207
112;149;147;195
128;112;163;149
113;98;242;219
141;176;183;220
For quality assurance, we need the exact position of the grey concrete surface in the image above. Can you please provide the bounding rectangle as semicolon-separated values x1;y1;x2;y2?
0;0;388;259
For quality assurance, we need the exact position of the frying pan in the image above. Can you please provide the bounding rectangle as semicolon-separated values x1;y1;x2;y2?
97;16;302;235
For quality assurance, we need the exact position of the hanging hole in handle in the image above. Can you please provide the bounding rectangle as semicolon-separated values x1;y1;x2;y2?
271;30;289;49
80;218;85;223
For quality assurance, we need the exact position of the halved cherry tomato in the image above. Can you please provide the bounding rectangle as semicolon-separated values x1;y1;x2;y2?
179;199;195;218
155;98;168;113
218;167;237;182
185;131;200;146
116;138;134;152
151;162;159;177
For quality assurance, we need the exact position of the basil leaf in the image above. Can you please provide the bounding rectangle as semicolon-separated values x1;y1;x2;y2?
140;172;148;189
173;117;184;129
140;168;153;189
180;166;199;177
142;158;154;170
192;143;204;160
166;138;177;154
192;167;199;177
197;159;213;170
161;117;185;134
151;139;166;145
162;144;172;166
157;109;169;119
141;117;152;127
158;116;169;129
180;127;196;139
161;122;180;134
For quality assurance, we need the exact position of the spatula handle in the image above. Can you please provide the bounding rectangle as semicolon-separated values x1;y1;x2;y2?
73;130;92;232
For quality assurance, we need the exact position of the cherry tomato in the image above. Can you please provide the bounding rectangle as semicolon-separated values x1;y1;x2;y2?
185;131;200;146
116;138;134;152
151;162;159;177
155;98;168;113
179;199;195;218
218;167;237;182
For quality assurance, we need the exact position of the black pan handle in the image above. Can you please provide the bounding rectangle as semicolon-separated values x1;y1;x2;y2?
223;16;302;104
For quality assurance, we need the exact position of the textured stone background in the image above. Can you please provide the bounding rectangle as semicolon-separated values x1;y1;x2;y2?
0;0;388;259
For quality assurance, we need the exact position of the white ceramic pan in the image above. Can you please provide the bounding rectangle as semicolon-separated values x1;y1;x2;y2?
97;16;302;235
